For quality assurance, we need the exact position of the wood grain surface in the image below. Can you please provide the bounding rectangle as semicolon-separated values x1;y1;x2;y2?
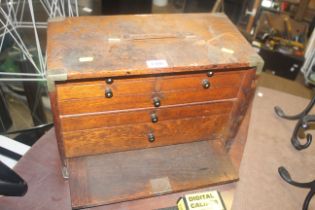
60;101;234;131
46;13;259;209
47;13;258;80
68;140;238;209
56;71;244;100
63;114;230;157
58;87;239;115
225;69;256;146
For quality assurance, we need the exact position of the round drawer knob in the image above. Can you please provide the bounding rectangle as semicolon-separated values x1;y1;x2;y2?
151;113;158;123
207;71;214;77
105;78;113;84
148;133;155;142
202;79;210;89
105;88;113;98
153;97;161;107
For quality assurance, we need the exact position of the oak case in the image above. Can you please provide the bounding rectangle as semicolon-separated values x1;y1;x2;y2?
47;13;262;209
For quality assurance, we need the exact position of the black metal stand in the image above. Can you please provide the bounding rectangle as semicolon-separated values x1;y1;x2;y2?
278;167;315;210
275;95;315;210
274;95;315;150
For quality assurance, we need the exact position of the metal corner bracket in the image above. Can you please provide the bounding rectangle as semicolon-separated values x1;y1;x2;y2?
248;54;265;74
46;69;67;92
48;16;66;23
62;165;69;179
61;159;69;179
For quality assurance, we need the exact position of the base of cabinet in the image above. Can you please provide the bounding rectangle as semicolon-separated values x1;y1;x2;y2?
67;140;238;209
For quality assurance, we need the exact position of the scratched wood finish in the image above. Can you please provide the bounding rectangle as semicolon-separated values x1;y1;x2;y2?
46;13;260;209
225;69;256;146
68;140;238;209
228;102;252;170
56;71;244;100
60;101;234;132
47;14;257;80
63;113;230;158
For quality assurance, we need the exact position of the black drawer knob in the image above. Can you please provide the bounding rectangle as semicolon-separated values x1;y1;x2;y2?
105;78;113;84
207;71;214;77
153;97;161;107
151;113;158;123
148;133;155;142
105;88;113;98
202;79;210;89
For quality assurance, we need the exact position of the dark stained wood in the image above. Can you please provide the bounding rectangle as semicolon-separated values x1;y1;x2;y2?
56;71;244;100
60;101;234;132
47;14;258;80
68;140;238;209
63;114;230;158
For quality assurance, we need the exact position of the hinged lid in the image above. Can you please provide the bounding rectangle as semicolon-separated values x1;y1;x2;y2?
46;13;263;84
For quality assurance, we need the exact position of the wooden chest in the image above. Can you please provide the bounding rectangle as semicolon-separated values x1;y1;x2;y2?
47;13;263;209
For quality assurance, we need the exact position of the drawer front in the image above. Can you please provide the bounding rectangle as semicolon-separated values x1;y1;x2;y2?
60;101;234;132
56;71;244;115
56;71;244;100
58;87;239;115
62;113;230;158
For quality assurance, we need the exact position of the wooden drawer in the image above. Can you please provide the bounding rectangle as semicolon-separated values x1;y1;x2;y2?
62;113;230;157
56;71;244;115
60;101;234;132
56;71;244;100
58;87;238;115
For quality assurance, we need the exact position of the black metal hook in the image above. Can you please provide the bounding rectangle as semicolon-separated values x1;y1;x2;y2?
276;96;315;209
278;166;315;210
274;96;315;120
274;95;315;150
290;115;315;150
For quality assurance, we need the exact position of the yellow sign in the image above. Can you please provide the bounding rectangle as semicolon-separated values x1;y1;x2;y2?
177;190;225;210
